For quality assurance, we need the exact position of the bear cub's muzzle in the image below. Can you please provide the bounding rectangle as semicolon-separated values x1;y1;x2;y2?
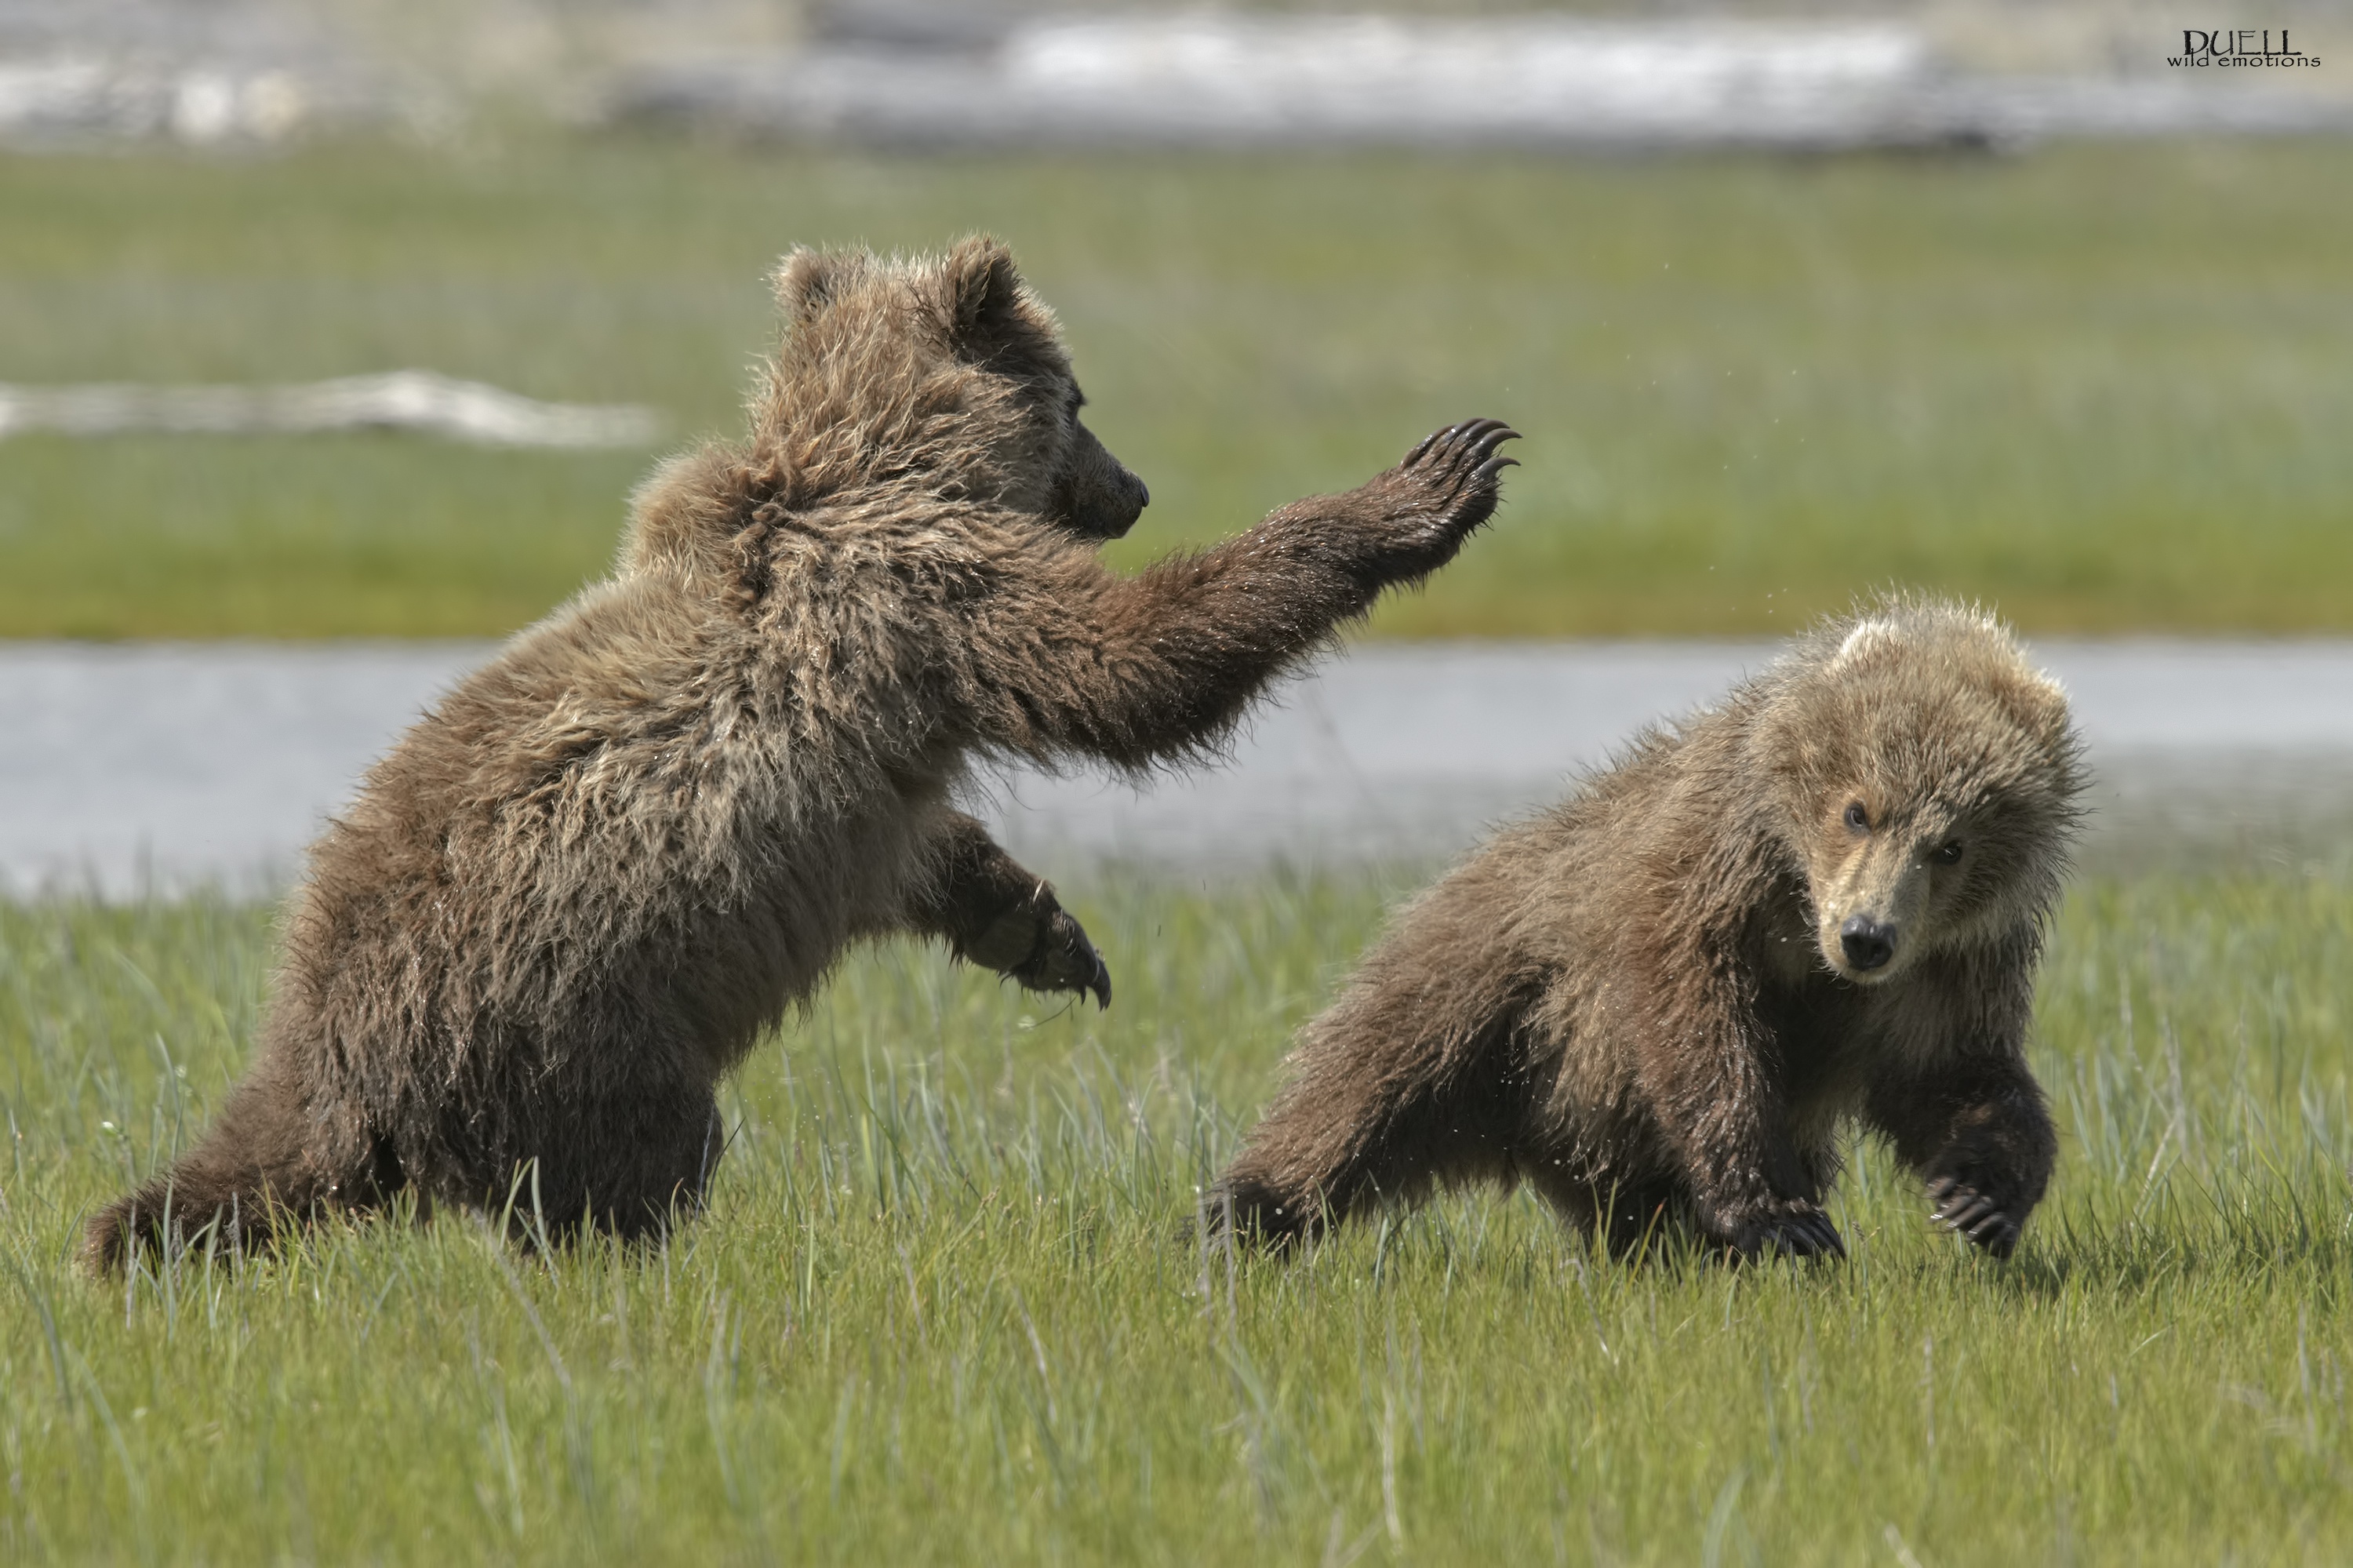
1838;913;1898;971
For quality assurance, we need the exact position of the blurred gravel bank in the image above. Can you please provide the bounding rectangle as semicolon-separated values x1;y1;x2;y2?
2;0;2349;152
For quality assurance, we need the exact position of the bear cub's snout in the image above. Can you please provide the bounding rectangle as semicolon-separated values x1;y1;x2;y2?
1838;915;1897;971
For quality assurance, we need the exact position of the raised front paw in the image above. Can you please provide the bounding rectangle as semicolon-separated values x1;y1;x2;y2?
962;890;1112;1010
1370;417;1520;575
1716;1199;1846;1262
1926;1172;2026;1259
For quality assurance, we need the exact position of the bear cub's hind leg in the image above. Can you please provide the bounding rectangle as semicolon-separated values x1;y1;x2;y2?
1213;1004;1536;1249
1525;1170;1686;1261
81;1051;392;1271
491;1083;725;1246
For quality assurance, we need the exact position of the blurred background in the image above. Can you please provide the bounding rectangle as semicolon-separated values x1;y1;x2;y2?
3;0;2351;890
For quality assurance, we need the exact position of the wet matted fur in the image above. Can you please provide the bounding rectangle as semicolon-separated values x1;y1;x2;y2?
85;236;1518;1271
1216;597;2084;1263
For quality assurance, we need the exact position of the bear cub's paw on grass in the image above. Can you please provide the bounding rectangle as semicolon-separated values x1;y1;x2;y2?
1216;594;2083;1266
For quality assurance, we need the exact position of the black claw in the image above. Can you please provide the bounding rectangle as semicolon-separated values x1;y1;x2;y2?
1089;957;1112;1010
1763;1211;1841;1260
1723;1206;1846;1263
1475;456;1519;485
1442;418;1504;457
1965;1213;2017;1257
1937;1194;1991;1230
1926;1176;1956;1203
1964;1210;2008;1242
1405;430;1440;464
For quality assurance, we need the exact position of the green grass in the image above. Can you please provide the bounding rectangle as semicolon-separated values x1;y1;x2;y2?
2;136;2351;638
6;868;2353;1563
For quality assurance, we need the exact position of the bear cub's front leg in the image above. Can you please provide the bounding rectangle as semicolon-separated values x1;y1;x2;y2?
963;890;1111;1009
1705;1191;1848;1262
1866;1064;2057;1261
1332;417;1522;584
1667;1113;1847;1262
907;813;1111;1007
1920;1096;2056;1261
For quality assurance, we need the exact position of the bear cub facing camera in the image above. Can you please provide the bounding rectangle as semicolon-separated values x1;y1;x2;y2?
1217;597;2085;1261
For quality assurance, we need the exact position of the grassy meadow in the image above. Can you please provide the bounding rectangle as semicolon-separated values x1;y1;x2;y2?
5;868;2353;1563
2;135;2351;638
5;126;2352;1563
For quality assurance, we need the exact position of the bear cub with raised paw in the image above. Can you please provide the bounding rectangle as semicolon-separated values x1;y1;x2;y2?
86;235;1517;1271
1217;596;2084;1263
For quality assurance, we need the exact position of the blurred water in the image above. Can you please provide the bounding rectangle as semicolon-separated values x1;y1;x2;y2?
5;639;2350;897
0;642;480;897
983;642;2353;876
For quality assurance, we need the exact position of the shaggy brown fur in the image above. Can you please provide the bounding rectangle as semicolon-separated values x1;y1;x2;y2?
86;236;1518;1271
1216;598;2083;1262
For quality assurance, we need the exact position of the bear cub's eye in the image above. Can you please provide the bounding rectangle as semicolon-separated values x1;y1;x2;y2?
1933;839;1965;865
1843;802;1870;833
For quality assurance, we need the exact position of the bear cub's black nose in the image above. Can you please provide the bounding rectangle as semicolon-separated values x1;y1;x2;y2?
1839;915;1896;971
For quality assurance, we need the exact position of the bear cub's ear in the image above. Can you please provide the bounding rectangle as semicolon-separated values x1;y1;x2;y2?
773;246;870;326
934;235;1029;348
